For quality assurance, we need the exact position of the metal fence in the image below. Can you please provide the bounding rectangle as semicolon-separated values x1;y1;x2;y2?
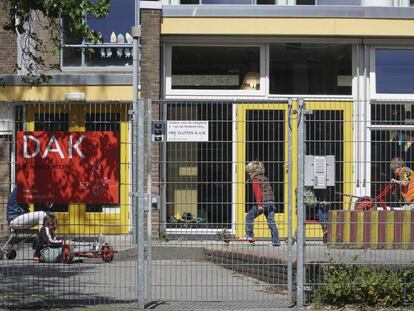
3;98;414;309
0;101;139;309
148;98;414;310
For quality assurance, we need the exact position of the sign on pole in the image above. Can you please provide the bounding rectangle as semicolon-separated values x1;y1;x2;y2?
166;121;209;142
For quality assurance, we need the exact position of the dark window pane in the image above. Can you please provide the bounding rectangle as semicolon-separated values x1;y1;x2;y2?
376;49;414;94
297;0;315;4
34;113;69;131
257;0;275;3
246;110;285;213
269;43;351;95
371;103;408;126
181;0;199;3
86;113;120;131
62;48;82;67
166;103;232;228
85;47;132;67
34;203;68;213
15;106;24;132
87;0;135;44
172;46;260;90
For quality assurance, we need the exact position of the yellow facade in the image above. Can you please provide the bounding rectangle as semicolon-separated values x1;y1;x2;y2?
161;17;414;37
2;86;132;234
236;101;353;239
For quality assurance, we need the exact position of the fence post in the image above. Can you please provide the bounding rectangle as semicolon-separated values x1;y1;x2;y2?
296;98;305;307
287;98;294;305
146;99;153;303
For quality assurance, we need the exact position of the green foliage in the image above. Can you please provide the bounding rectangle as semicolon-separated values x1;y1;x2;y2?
401;265;414;304
315;264;408;307
216;229;234;242
0;0;110;85
159;231;169;243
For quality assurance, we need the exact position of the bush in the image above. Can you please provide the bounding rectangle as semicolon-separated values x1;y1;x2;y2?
315;264;406;307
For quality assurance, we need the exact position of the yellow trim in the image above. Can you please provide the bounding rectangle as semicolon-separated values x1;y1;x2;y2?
0;86;132;101
305;101;353;213
236;100;352;239
236;102;289;239
161;17;414;37
402;211;411;250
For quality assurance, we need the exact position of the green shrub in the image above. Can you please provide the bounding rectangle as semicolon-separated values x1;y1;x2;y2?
315;264;405;307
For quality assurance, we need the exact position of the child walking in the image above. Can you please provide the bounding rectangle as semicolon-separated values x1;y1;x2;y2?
245;161;281;246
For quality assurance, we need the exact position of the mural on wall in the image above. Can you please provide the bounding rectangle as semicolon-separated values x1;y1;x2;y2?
16;131;120;204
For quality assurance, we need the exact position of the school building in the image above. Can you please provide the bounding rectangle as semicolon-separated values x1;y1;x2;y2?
1;0;414;239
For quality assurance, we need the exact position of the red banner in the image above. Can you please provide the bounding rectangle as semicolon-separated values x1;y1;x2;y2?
16;131;120;204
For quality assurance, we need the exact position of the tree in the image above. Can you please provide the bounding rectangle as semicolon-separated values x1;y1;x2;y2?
0;0;110;86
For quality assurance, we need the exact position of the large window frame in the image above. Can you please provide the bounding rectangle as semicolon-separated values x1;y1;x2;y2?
370;46;414;100
165;43;266;97
60;4;135;70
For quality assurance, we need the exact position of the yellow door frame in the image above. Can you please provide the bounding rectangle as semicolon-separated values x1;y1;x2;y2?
235;101;353;239
24;103;129;234
236;102;290;239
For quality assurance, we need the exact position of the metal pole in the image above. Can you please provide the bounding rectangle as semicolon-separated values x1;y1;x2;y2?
132;0;144;308
146;99;153;303
296;98;305;307
287;98;293;305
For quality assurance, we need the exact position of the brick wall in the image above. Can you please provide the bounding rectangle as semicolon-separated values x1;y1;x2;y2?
0;4;17;74
141;9;161;236
141;9;161;101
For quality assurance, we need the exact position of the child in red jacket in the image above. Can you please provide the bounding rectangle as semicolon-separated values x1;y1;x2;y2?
245;161;280;246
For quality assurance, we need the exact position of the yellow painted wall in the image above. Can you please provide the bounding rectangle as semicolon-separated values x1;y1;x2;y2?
11;91;132;234
0;86;132;101
161;17;414;37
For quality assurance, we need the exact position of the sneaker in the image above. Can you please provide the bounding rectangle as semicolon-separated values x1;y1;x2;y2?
272;242;281;247
246;236;255;242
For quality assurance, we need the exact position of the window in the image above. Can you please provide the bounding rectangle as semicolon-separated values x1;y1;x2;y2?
375;49;414;95
269;43;352;95
168;45;264;95
370;102;414;208
62;0;135;68
297;0;315;4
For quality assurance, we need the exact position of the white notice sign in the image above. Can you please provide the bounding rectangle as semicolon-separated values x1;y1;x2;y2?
167;121;209;142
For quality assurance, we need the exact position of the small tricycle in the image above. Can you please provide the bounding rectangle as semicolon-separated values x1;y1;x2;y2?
39;239;116;264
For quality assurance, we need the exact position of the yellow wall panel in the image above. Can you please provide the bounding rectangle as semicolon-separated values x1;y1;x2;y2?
0;86;132;101
162;17;414;37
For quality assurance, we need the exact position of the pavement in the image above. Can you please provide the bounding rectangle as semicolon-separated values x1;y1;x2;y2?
1;235;414;310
